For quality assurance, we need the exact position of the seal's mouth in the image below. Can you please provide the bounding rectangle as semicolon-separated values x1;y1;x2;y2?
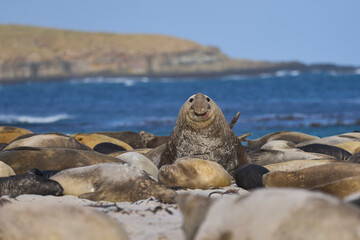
189;111;212;122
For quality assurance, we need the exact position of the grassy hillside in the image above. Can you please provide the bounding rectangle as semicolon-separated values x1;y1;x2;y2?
0;25;204;65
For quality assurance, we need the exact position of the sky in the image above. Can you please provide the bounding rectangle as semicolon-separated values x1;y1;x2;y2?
1;0;359;66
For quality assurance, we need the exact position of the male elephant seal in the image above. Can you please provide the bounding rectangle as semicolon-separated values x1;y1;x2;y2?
158;158;231;189
156;93;249;174
263;162;360;189
177;188;360;240
0;171;63;197
0;202;129;240
50;163;177;203
0;147;124;174
4;133;91;151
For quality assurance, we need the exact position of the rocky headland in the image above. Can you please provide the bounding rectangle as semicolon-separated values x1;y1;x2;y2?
0;25;356;83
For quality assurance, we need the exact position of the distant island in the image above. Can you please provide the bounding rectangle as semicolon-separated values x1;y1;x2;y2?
0;25;357;82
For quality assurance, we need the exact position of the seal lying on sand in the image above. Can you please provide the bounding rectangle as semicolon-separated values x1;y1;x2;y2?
0;171;63;198
248;148;334;166
94;131;146;149
50;163;177;203
116;152;159;178
246;131;319;151
158;158;231;189
4;133;91;151
0;201;129;240
264;159;338;172
0;147;124;174
0;126;33;144
71;133;133;150
311;175;360;199
263;162;360;188
177;188;360;240
0;161;15;177
297;143;352;160
155;93;249;174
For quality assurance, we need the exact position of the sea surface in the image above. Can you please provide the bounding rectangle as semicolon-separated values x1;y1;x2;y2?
0;70;360;140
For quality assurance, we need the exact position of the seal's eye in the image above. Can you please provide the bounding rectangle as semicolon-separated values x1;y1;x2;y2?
189;98;194;103
206;97;211;102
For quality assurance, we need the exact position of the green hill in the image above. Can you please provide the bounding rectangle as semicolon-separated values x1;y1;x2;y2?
0;25;355;82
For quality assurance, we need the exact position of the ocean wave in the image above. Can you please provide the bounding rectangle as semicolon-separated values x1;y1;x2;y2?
275;70;300;77
111;116;177;128
238;113;360;129
0;114;71;124
70;77;137;86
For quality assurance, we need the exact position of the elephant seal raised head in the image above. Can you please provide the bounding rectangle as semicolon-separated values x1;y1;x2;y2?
158;93;249;174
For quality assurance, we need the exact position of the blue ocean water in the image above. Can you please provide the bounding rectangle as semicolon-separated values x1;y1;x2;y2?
0;71;359;140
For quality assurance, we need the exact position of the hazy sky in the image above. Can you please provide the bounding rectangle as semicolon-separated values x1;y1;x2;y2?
1;0;359;66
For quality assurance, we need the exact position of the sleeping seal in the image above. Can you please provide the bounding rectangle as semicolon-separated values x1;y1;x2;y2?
0;171;63;197
177;188;360;240
0;126;33;144
71;133;133;150
50;163;177;203
4;133;91;151
158;157;231;189
0;201;129;240
263;162;360;189
311;175;360;199
0;147;124;174
156;93;249;174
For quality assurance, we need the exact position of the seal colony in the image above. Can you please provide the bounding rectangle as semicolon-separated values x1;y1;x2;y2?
1;93;360;239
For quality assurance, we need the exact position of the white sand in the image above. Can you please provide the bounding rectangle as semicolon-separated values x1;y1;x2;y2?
0;184;248;240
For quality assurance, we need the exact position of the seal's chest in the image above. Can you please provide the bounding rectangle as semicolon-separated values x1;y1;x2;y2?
176;130;233;161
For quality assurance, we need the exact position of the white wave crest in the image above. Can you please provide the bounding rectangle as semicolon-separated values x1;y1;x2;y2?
70;77;136;86
0;114;71;124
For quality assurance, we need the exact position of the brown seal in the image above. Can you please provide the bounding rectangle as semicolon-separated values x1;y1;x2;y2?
0;147;124;174
0;201;129;240
0;126;33;144
157;93;249;174
50;163;177;203
311;175;360;199
158;157;231;189
263;162;360;189
71;133;133;150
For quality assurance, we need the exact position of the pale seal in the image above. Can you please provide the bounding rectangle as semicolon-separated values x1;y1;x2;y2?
94;131;146;149
248;148;334;166
177;188;360;240
311;175;360;199
264;159;338;172
116;152;159;178
0;201;129;240
158;157;232;189
50;163;177;203
4;133;91;151
156;93;249;174
0;161;15;177
246;131;319;151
